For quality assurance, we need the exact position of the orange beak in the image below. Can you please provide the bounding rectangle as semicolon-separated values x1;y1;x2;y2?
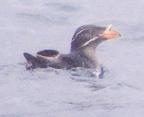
100;25;121;40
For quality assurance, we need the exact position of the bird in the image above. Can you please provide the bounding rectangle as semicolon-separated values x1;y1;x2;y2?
23;24;121;74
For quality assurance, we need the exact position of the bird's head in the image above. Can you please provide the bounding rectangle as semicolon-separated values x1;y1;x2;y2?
71;24;121;52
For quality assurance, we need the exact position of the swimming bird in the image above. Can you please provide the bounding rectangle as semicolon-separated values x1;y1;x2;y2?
24;24;121;73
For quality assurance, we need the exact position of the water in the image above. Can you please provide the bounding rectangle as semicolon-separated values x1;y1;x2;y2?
0;0;144;116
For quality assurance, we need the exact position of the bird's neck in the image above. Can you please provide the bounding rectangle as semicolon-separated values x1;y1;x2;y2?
71;46;99;68
80;47;96;60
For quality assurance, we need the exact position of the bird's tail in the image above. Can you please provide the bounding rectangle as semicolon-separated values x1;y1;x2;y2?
23;53;47;70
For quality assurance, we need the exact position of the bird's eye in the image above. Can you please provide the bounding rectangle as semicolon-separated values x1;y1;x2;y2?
98;33;103;36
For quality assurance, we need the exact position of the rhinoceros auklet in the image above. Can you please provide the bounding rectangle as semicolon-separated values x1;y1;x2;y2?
23;24;121;74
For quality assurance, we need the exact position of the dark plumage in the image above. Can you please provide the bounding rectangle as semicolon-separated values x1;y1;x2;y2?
23;24;121;70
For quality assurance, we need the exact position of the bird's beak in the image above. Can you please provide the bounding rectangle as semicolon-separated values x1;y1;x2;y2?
100;24;121;40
